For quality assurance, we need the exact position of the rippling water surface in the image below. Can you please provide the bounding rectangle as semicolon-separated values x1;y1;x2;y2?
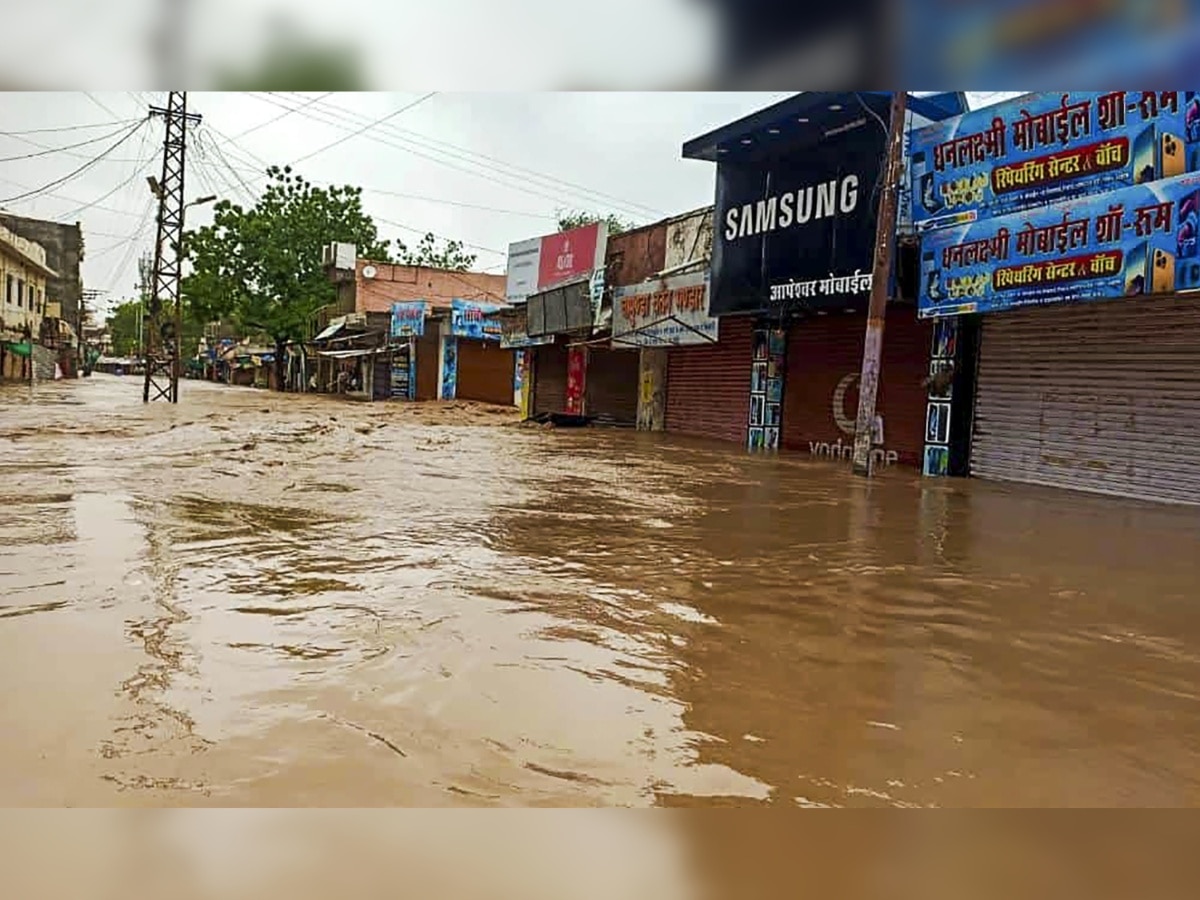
3;375;1200;807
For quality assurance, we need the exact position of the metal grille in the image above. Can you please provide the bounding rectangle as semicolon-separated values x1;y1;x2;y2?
973;296;1200;505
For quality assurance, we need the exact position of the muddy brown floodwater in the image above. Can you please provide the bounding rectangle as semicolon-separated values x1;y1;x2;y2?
3;373;1200;808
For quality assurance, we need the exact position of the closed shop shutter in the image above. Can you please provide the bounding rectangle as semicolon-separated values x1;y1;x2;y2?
665;316;753;443
972;296;1200;505
533;340;569;415
456;338;515;406
782;307;929;466
415;324;440;401
585;346;639;425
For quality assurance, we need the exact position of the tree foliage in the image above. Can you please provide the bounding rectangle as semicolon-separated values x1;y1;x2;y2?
556;209;637;236
182;166;392;351
105;300;142;357
394;232;476;270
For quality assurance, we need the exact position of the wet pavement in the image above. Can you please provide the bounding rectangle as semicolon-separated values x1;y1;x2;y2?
3;374;1200;807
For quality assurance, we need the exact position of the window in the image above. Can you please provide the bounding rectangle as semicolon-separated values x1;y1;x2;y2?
16;278;24;309
5;274;12;306
29;284;36;313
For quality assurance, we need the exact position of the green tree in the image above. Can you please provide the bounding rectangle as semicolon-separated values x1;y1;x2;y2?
105;299;142;357
394;232;476;270
182;165;392;388
556;209;638;235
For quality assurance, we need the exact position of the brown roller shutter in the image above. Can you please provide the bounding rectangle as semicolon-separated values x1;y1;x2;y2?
665;316;753;443
415;322;440;401
782;307;929;467
533;340;569;415
456;338;515;406
584;347;639;425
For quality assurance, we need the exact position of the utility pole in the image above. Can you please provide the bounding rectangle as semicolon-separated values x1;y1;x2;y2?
851;90;908;477
143;92;200;403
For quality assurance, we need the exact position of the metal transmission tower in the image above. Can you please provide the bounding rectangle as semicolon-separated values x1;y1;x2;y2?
143;92;200;403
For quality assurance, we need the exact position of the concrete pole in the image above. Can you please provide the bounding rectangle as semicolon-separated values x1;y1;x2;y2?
851;90;908;477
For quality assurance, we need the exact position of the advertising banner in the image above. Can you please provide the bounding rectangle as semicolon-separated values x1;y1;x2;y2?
499;314;554;349
918;171;1200;318
611;271;719;347
710;114;886;316
504;222;608;305
390;301;427;338
910;91;1200;232
449;299;505;341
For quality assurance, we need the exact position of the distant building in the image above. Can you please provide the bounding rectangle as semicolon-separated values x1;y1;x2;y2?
0;214;84;338
0;222;56;380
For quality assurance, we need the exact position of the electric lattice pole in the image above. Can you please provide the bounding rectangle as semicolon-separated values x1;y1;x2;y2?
143;92;200;403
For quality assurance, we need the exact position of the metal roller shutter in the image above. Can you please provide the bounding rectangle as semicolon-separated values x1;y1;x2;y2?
665;316;753;443
782;308;929;466
584;347;639;425
972;296;1200;505
456;338;515;406
533;340;568;415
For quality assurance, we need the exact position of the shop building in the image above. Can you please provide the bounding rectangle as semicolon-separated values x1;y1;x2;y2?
913;91;1200;505
679;91;966;458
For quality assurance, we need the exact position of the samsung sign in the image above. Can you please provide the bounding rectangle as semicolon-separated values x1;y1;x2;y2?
710;125;886;316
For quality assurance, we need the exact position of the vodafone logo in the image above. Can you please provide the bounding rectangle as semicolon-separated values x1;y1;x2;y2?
832;373;859;436
555;238;574;274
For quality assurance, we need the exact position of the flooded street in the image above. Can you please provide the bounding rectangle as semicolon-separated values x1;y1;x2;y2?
3;375;1200;808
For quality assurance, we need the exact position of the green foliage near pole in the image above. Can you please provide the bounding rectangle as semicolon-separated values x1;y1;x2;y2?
556;209;637;236
105;300;143;358
393;232;477;271
182;166;392;386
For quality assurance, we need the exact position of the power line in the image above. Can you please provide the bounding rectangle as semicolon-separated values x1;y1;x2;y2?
83;92;124;120
288;92;438;166
222;91;335;143
282;91;667;218
0;121;147;163
0;118;141;137
248;93;657;222
0;119;149;205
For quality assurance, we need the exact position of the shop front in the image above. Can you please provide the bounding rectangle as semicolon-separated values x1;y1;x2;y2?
681;92;960;459
915;91;1200;504
438;299;515;406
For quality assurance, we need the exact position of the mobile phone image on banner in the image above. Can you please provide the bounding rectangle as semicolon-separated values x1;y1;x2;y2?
1152;247;1177;294
1132;126;1157;184
1161;131;1187;178
1124;241;1149;295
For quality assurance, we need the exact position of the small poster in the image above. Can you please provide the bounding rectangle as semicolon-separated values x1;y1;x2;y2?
926;401;952;445
764;427;780;451
748;427;765;450
750;394;765;426
923;445;950;477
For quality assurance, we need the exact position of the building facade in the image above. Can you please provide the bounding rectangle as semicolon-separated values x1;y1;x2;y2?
0;223;56;381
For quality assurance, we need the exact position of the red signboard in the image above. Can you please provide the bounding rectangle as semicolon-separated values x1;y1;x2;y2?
565;346;587;414
537;222;602;291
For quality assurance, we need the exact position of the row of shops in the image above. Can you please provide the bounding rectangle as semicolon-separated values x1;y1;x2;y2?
507;91;1200;506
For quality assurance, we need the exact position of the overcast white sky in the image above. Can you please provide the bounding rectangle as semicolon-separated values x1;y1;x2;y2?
0;92;1015;318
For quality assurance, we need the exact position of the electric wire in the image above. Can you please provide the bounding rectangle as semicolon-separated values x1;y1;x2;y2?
0;119;149;205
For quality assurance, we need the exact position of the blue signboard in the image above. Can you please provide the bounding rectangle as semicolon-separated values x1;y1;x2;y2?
391;301;427;338
450;299;504;341
918;172;1200;318
910;91;1200;232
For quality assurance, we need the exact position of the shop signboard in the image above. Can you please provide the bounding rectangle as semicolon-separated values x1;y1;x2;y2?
918;171;1200;319
910;91;1200;232
710;120;886;316
611;271;719;347
503;222;608;305
449;299;504;341
499;313;553;349
390;301;427;338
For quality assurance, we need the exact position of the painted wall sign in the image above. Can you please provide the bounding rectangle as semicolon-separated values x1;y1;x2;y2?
390;301;427;338
919;171;1200;318
910;91;1200;231
441;336;458;400
710;103;888;316
449;299;505;341
611;271;719;347
504;223;609;304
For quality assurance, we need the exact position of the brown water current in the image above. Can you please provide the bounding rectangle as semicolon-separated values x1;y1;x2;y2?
3;374;1200;807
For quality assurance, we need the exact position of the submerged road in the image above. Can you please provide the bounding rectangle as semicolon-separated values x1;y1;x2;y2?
2;375;1200;807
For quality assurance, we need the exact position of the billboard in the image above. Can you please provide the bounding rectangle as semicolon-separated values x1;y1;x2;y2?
910;91;1200;232
390;301;427;337
918;171;1200;318
503;222;608;305
449;299;505;341
612;271;718;347
710;109;887;316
